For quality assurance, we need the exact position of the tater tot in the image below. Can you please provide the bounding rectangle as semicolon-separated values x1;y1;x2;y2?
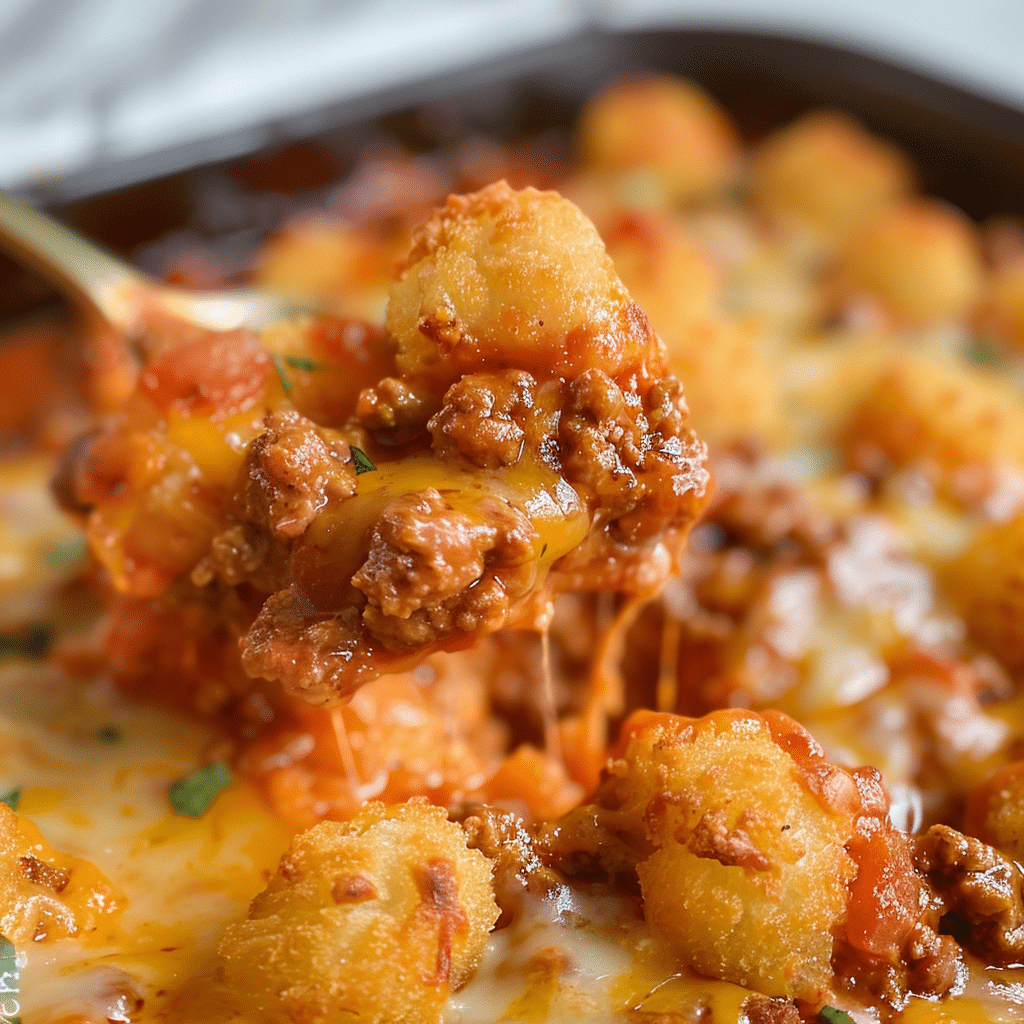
212;799;499;1023
942;514;1024;672
979;261;1024;351
964;761;1024;860
844;351;1024;507
546;709;867;1004
579;74;740;206
662;319;782;448
386;180;663;386
255;218;396;321
837;199;984;323
604;209;721;331
751;110;913;242
628;711;860;1004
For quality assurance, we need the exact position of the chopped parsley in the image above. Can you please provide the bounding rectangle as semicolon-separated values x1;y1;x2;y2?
0;788;20;811
350;446;377;475
965;340;1004;367
272;354;293;398
273;354;320;394
169;762;234;818
96;725;122;746
45;536;88;568
818;1008;855;1024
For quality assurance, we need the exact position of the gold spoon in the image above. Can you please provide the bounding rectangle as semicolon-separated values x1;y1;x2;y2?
0;188;319;336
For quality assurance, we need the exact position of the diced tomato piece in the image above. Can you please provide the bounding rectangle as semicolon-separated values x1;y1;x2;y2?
138;329;269;417
845;827;921;961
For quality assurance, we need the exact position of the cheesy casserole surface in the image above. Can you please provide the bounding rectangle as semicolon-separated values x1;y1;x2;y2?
3;73;1024;1023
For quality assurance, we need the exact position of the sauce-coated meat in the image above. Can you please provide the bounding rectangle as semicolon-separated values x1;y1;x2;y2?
66;181;709;706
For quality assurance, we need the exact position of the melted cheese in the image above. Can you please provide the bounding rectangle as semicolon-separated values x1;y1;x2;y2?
0;665;288;1022
3;520;1024;1022
0;456;84;629
303;451;590;600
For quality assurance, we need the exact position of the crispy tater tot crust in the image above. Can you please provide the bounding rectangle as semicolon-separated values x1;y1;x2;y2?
837;199;984;323
541;709;931;1006
212;799;499;1023
752;110;913;242
844;351;1024;509
579;74;740;205
387;181;664;384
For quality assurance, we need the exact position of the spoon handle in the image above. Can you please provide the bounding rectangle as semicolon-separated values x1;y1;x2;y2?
0;189;143;330
0;189;323;336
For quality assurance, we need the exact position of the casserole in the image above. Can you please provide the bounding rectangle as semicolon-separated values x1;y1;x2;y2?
3;28;1024;1023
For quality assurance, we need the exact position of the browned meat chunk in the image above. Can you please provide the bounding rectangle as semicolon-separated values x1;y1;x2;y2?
429;370;539;469
244;410;357;539
742;995;802;1024
353;489;536;648
915;823;1024;965
456;804;569;927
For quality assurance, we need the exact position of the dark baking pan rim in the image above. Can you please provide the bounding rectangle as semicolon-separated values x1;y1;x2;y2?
4;26;1024;325
18;27;1024;208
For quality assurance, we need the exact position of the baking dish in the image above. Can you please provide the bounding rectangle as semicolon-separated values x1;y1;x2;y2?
3;27;1024;330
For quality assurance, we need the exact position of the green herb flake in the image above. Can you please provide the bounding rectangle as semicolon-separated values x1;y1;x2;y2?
0;788;20;811
169;762;233;818
966;340;1004;367
285;356;318;372
45;536;88;569
0;934;18;1013
818;1008;855;1024
350;446;377;475
272;354;293;398
97;725;122;746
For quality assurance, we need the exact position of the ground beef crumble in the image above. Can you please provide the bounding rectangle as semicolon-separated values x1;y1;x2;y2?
915;823;1024;965
355;375;440;446
455;804;569;928
742;994;801;1024
243;410;357;539
353;488;538;649
429;370;538;469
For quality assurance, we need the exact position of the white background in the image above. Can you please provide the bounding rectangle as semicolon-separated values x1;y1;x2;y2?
0;0;1021;188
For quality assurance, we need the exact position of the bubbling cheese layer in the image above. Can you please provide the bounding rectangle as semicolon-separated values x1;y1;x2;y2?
0;664;289;1022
